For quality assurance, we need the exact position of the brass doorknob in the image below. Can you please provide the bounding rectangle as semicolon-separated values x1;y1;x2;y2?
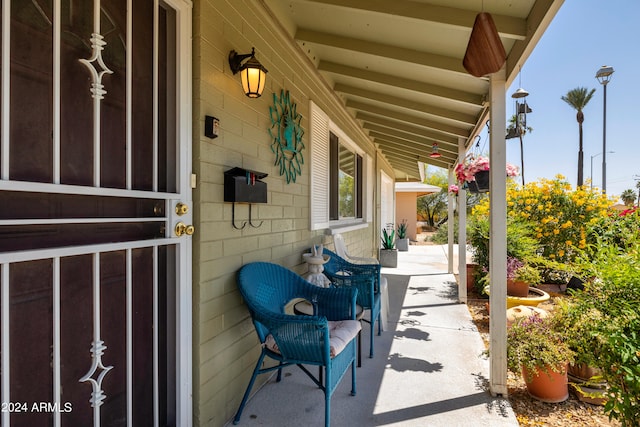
175;222;195;237
175;203;189;216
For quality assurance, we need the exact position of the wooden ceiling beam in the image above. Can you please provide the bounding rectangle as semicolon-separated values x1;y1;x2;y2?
369;131;458;157
296;28;467;75
350;102;469;138
365;125;458;154
319;61;483;107
304;0;527;40
374;137;456;167
335;83;477;126
357;112;460;144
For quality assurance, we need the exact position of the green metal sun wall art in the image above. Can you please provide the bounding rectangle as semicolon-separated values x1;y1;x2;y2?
269;90;305;183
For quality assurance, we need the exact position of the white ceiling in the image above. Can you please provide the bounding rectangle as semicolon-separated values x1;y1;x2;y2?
264;0;565;180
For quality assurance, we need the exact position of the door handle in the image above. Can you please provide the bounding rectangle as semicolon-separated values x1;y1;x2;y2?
175;222;195;237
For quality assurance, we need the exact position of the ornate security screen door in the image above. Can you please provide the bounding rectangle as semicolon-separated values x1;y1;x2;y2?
0;1;193;426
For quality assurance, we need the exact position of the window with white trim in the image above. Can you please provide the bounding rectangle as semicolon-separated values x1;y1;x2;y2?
330;132;363;220
310;101;368;230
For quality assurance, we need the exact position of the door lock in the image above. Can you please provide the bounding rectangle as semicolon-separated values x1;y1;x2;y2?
175;222;195;237
175;203;189;216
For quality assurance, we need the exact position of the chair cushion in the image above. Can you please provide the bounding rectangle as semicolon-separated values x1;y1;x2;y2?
264;320;361;358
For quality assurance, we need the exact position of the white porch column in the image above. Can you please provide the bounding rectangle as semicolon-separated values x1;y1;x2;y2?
489;67;508;396
447;168;454;274
457;137;467;304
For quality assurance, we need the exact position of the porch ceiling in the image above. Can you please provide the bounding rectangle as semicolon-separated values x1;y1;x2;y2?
264;0;564;180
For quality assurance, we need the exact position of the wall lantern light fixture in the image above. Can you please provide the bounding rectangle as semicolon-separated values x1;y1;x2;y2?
228;47;268;98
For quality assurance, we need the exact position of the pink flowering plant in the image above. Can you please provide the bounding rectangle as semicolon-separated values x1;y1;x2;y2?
455;155;519;184
448;184;459;194
506;257;524;280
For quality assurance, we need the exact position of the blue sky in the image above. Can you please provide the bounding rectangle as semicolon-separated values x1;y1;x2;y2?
474;0;639;200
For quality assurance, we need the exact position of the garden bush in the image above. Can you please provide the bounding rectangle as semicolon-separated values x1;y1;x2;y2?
468;175;611;282
559;241;640;426
430;219;458;244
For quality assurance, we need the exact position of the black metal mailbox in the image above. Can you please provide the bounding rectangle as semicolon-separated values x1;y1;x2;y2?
224;167;268;203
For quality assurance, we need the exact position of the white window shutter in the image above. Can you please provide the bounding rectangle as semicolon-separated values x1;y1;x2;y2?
310;101;330;230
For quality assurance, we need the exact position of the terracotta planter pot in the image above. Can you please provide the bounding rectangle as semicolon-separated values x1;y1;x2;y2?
466;263;479;291
507;279;529;297
568;363;603;382
568;363;607;405
522;364;569;403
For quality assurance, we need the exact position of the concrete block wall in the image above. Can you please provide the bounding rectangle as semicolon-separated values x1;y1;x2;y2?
191;1;388;425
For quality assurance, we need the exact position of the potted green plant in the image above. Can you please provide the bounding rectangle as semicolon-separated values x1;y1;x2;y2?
507;257;542;297
554;298;607;405
379;226;397;268
507;313;574;403
396;220;409;251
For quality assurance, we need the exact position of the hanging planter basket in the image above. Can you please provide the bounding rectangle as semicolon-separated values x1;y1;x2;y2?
466;180;480;194
474;170;490;193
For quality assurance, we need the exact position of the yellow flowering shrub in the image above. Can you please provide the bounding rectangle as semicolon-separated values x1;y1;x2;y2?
471;175;611;264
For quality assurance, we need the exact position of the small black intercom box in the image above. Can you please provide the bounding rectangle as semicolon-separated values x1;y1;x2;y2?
224;167;268;203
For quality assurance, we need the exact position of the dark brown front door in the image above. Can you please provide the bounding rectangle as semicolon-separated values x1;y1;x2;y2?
0;1;193;426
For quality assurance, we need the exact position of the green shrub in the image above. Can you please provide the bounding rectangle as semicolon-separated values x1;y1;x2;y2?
430;220;458;244
559;242;640;425
467;214;537;273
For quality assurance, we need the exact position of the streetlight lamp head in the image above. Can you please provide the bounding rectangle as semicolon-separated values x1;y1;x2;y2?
511;87;529;99
596;65;614;85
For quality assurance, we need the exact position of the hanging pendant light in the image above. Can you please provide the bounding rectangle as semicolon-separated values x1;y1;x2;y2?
429;143;442;158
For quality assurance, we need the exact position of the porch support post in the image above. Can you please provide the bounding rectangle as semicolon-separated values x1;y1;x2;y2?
457;137;467;304
447;167;454;274
489;67;508;396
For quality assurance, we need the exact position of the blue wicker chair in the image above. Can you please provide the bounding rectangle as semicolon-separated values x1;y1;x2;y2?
322;248;382;358
233;262;360;427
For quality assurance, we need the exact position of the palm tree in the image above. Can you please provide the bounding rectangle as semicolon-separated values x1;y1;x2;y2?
621;189;636;207
561;87;596;187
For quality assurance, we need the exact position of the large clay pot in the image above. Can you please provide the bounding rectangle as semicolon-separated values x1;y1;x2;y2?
507;279;529;297
568;363;602;382
568;363;607;405
522;364;569;403
466;264;479;291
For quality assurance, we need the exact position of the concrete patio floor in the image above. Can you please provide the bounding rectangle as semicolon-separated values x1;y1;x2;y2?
227;245;518;427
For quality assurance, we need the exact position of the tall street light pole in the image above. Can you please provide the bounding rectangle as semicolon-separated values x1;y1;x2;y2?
596;65;614;194
590;151;614;190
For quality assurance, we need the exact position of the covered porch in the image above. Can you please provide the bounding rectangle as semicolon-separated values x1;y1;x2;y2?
227;245;517;426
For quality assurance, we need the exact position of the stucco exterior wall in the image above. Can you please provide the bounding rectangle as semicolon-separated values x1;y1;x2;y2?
190;1;391;425
396;192;419;241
